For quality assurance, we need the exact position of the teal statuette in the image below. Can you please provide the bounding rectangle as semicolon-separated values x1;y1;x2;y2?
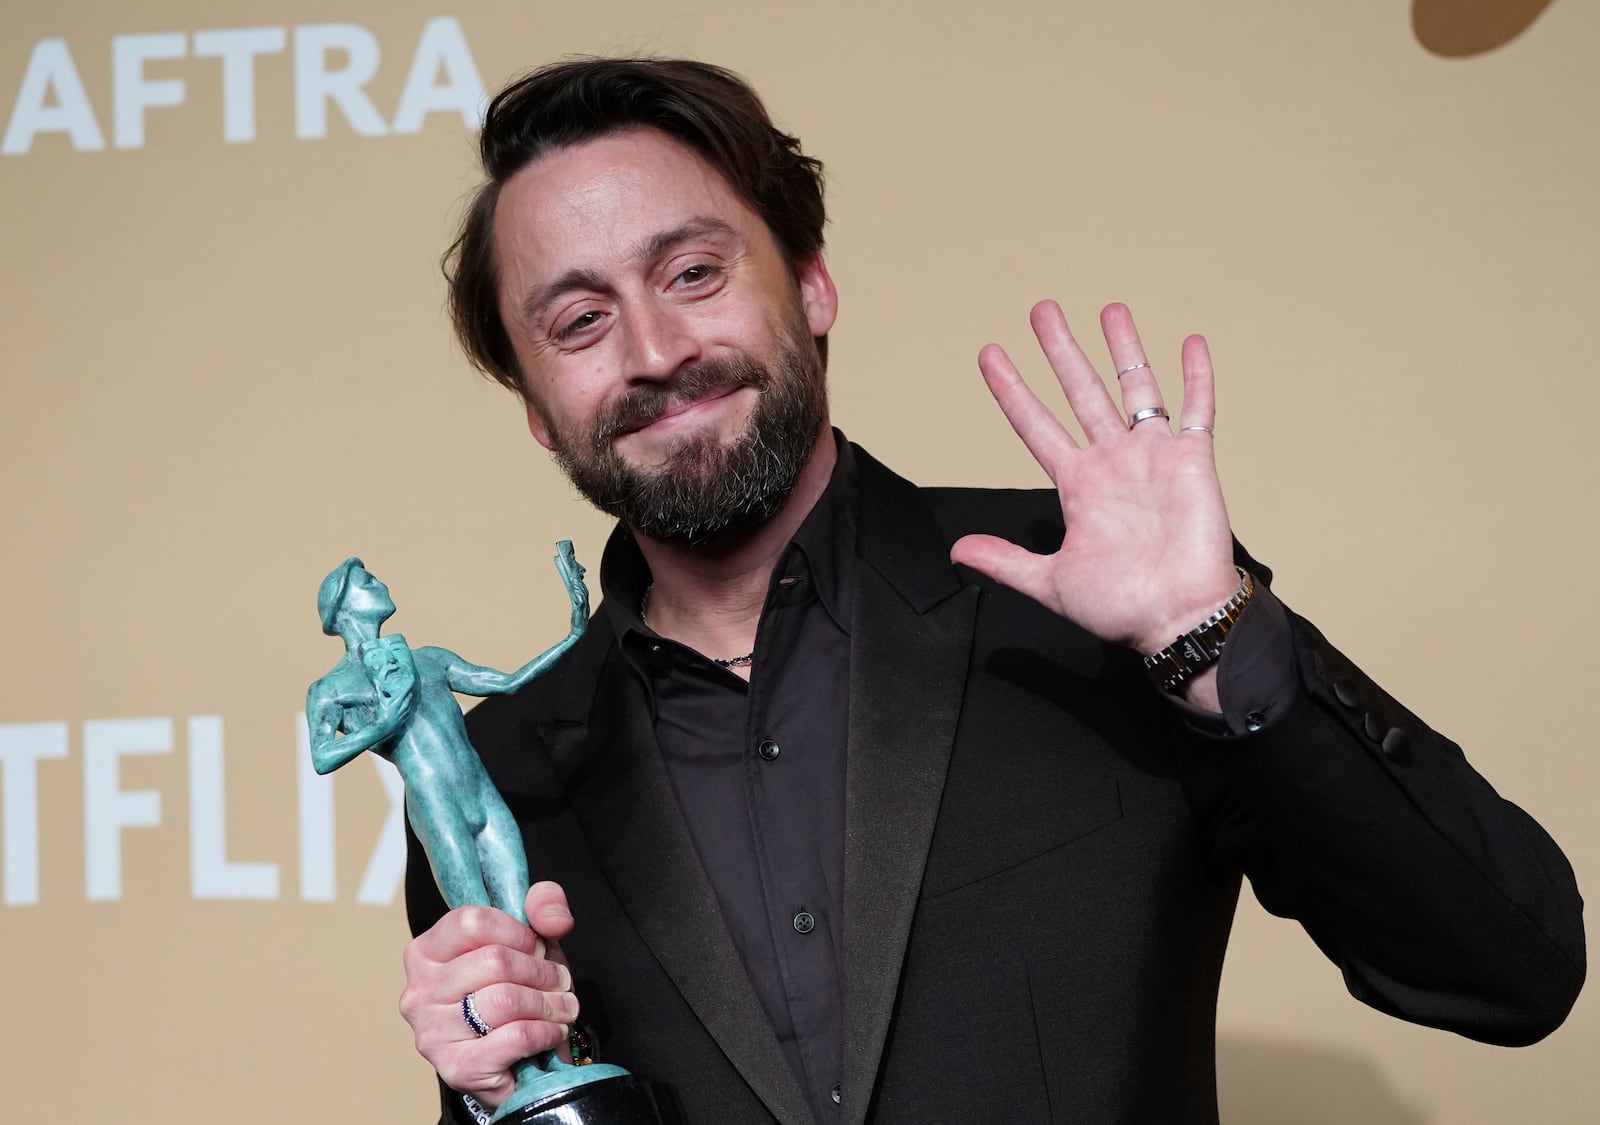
306;542;629;1121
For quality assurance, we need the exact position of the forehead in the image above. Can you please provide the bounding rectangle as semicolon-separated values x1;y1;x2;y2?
492;129;766;282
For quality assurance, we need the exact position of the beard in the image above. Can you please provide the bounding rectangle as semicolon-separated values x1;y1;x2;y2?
545;323;828;546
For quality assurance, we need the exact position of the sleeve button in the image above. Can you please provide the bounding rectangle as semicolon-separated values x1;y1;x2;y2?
1381;727;1409;759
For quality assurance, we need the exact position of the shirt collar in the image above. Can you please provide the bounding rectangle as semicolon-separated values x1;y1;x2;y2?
784;431;856;634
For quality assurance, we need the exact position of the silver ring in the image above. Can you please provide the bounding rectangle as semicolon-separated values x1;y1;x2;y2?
462;992;493;1037
1128;406;1170;428
1116;361;1152;377
1181;425;1214;435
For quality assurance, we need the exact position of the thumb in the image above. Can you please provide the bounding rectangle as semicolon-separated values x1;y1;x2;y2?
524;880;576;941
950;534;1051;602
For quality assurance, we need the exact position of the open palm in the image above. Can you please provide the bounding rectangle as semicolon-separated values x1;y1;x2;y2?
950;301;1239;656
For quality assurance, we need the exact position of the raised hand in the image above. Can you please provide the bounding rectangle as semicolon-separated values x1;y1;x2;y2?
950;301;1239;658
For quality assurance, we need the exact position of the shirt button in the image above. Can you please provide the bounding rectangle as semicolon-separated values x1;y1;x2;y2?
758;739;780;761
831;1083;841;1104
1244;710;1267;732
792;911;815;934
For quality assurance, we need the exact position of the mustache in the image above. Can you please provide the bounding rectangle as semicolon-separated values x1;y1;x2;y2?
592;355;769;447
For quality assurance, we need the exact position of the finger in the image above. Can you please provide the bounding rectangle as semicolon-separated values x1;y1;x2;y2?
466;979;580;1032
402;946;565;1031
431;1018;572;1107
476;1018;572;1068
540;937;572;971
451;942;572;994
1177;333;1217;434
1029;300;1126;441
1099;303;1168;435
525;881;576;941
975;342;1078;484
950;534;1055;602
410;905;542;965
400;951;573;1039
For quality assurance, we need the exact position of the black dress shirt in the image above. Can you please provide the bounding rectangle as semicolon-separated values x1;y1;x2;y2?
600;442;859;1123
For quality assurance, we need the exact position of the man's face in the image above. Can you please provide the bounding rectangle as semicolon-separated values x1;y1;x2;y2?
491;128;838;543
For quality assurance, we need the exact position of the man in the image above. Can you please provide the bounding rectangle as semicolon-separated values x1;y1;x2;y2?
396;59;1583;1125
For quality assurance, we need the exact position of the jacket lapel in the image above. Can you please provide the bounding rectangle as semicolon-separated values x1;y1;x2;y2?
541;626;812;1125
841;449;979;1125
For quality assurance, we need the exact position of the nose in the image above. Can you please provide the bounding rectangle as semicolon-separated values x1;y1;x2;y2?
620;297;700;382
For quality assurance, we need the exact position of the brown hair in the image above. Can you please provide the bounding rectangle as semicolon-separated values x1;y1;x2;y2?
444;58;828;399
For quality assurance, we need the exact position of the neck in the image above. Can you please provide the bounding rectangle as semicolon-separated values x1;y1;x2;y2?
633;427;836;668
339;621;382;652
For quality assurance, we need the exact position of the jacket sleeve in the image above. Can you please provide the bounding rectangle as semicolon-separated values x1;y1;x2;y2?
1178;590;1585;1046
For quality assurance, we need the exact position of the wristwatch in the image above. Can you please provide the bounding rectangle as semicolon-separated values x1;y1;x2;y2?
1142;567;1255;693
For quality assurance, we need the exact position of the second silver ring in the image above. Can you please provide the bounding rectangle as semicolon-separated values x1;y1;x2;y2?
1128;406;1170;429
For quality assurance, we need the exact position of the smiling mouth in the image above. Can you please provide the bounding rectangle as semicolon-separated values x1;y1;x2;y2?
621;384;744;435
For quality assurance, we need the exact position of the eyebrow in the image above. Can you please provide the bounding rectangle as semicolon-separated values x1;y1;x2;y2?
518;266;608;330
634;215;740;268
517;215;742;329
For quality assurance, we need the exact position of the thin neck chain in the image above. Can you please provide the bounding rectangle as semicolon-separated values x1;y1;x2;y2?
640;583;755;668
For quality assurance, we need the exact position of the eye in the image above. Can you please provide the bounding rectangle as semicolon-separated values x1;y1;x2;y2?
554;310;604;341
675;264;719;286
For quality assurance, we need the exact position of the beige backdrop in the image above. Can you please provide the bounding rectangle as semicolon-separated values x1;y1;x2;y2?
2;1;1594;1121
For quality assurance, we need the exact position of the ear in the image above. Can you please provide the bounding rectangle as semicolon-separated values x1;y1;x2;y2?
794;253;839;340
524;397;555;450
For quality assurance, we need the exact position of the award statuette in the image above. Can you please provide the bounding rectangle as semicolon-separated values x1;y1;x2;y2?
306;542;684;1124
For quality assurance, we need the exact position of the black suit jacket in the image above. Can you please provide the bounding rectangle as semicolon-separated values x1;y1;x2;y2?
409;445;1583;1125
